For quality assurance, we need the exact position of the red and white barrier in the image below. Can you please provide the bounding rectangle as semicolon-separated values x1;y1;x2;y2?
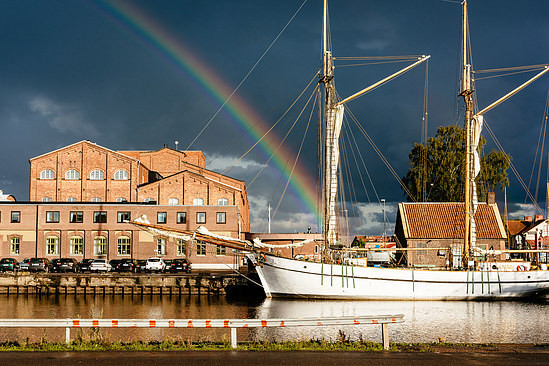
0;314;404;349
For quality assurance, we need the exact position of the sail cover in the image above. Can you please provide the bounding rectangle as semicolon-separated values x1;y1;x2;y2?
325;104;345;246
470;114;483;247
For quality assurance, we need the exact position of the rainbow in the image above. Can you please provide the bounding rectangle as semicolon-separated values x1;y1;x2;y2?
94;0;321;225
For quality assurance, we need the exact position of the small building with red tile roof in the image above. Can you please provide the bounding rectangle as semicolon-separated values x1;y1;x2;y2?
506;215;548;251
395;202;507;267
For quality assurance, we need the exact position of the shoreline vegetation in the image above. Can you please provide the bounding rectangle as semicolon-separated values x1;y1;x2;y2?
0;340;547;353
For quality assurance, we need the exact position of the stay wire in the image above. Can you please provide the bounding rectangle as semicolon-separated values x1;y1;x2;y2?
186;0;309;150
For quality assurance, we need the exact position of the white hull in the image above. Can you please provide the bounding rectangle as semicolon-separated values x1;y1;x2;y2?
247;254;549;300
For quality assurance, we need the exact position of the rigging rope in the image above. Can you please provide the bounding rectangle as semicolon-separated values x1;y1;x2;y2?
186;0;309;150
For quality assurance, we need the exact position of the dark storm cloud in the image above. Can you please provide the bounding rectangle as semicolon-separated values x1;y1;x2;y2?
0;0;547;234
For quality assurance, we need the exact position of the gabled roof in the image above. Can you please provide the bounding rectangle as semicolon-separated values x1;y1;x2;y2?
138;169;244;192
398;202;506;239
29;140;140;163
507;219;546;236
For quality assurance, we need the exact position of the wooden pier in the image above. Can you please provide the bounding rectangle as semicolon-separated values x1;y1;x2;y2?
0;272;253;297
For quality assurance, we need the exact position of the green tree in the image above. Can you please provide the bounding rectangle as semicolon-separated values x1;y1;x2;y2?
402;125;510;202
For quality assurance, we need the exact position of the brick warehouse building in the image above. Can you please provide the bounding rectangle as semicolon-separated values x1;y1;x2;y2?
0;140;250;269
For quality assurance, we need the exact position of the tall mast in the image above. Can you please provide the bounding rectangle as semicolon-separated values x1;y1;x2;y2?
461;0;473;267
321;0;337;251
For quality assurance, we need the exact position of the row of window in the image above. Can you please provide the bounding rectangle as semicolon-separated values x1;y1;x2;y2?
41;210;226;224
39;197;231;205
8;236;225;257
40;169;130;181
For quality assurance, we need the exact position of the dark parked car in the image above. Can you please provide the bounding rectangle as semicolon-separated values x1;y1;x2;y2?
109;259;123;272
0;258;19;272
52;258;78;273
28;258;53;273
165;259;191;273
117;259;137;272
78;259;94;273
136;260;147;273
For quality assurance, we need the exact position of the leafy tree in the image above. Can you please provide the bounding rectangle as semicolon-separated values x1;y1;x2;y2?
402;125;510;202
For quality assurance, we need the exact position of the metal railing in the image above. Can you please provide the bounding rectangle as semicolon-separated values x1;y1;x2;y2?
0;314;404;350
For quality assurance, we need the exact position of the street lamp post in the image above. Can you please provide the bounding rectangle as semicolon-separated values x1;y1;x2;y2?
381;199;386;245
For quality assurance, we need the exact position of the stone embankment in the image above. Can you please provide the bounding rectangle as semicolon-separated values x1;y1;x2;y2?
0;272;251;296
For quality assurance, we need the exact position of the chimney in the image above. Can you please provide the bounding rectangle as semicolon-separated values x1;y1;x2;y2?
487;192;496;204
524;216;533;222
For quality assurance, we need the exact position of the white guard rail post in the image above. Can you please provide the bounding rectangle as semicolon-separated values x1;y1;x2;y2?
0;314;404;350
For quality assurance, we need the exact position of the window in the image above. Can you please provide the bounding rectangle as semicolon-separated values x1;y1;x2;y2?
93;236;107;256
90;169;105;180
46;236;59;255
91;197;102;202
116;197;127;203
11;211;20;223
196;240;207;256
216;212;226;224
70;211;83;223
314;245;319;254
66;197;77;202
117;211;130;223
168;198;179;206
114;170;129;180
10;237;20;255
70;236;83;255
216;245;226;256
46;211;59;223
177;239;186;256
117;236;131;255
40;169;55;180
65;169;80;180
193;198;204;206
196;212;206;224
93;211;107;223
157;238;167;255
177;212;187;224
42;197;52;202
218;198;229;206
157;212;167;224
144;198;155;203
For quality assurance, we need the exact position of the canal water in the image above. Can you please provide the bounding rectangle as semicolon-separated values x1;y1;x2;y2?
0;294;547;343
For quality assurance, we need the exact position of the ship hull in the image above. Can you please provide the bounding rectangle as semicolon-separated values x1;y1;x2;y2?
247;254;549;300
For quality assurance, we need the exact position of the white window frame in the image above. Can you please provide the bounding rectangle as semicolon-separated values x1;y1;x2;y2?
196;241;207;256
91;197;102;203
196;212;206;224
157;238;167;256
193;198;204;206
65;169;80;180
117;236;131;256
46;236;59;255
177;239;186;256
216;245;226;256
93;236;107;256
40;169;55;180
168;198;179;206
67;197;77;202
218;198;229;206
116;197;127;203
10;237;20;255
70;236;83;255
216;212;226;224
42;197;52;202
114;170;129;180
90;169;105;180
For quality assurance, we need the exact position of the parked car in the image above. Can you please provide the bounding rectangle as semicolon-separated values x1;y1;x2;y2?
18;258;30;271
109;259;123;272
52;258;78;273
0;258;19;272
136;260;147;273
165;258;191;273
117;259;137;272
28;258;53;273
145;258;165;272
90;259;111;272
78;259;94;273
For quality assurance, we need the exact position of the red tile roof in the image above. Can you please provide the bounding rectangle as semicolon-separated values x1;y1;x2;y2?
399;202;506;239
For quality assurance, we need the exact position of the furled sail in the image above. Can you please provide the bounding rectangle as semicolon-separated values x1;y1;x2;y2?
470;114;483;247
325;104;345;246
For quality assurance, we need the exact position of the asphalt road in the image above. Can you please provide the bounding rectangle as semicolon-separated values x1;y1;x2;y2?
1;351;548;366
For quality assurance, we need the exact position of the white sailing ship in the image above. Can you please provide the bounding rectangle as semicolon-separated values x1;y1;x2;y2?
245;0;549;300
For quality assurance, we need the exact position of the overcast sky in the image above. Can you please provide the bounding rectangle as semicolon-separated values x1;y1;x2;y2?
0;0;548;236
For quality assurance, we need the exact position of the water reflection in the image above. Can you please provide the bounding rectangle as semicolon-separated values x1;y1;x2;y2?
0;294;547;343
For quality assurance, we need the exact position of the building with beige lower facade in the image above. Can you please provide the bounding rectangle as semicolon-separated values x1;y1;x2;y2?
0;140;249;269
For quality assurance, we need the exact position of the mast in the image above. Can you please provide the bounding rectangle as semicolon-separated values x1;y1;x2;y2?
321;0;337;252
461;0;473;267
